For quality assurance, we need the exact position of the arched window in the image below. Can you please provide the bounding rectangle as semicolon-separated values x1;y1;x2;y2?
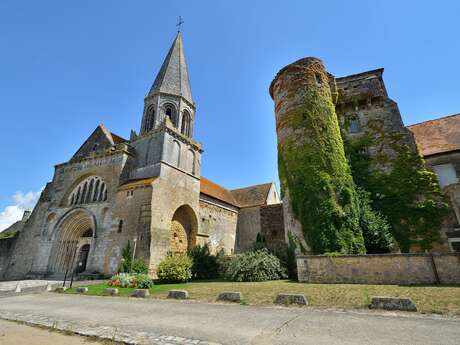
181;110;191;137
68;176;108;206
164;104;177;127
146;105;155;131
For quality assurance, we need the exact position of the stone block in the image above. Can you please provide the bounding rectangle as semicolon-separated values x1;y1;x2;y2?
76;287;88;294
103;288;119;296
131;289;150;298
217;291;241;303
167;289;189;299
55;287;67;293
369;296;417;312
274;293;308;306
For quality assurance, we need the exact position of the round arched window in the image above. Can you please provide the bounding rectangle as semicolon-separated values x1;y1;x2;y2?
68;176;108;206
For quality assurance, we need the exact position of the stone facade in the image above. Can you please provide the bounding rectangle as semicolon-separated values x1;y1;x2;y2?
0;32;280;280
297;253;460;285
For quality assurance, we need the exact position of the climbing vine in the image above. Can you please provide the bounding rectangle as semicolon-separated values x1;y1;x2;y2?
278;88;365;254
345;136;449;252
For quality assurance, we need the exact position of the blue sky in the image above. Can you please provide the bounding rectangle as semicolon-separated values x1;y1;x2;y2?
1;0;459;228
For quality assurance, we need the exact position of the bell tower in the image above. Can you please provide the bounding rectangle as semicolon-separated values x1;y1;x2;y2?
140;31;196;138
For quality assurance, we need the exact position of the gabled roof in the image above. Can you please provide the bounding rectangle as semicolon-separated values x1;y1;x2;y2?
408;113;460;157
200;177;239;207
148;32;193;104
231;183;273;208
70;124;127;161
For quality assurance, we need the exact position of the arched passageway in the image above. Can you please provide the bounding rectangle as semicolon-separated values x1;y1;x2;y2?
170;205;198;253
48;209;95;274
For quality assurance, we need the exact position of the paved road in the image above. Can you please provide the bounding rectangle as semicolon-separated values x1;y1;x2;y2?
0;293;459;345
0;319;102;345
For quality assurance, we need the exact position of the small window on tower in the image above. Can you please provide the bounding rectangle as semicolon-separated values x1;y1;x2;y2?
118;220;123;233
348;118;361;133
315;73;322;86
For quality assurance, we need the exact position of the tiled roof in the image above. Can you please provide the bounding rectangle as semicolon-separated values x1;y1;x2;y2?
118;177;156;190
408;113;460;157
231;183;273;208
200;177;239;207
148;32;193;104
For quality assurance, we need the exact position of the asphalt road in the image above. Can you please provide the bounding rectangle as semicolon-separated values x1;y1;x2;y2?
0;293;459;345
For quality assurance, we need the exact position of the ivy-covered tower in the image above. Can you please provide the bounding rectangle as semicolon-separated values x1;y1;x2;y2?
269;57;365;254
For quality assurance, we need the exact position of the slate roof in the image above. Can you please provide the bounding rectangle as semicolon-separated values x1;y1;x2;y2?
148;32;193;104
408;113;460;157
200;177;239;207
231;183;273;208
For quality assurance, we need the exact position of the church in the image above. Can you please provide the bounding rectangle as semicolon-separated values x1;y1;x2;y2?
0;32;282;280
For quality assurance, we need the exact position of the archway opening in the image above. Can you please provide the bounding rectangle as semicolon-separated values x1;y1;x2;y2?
170;205;198;254
48;209;95;274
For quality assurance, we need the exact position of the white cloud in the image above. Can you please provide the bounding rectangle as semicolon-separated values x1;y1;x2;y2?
0;190;42;232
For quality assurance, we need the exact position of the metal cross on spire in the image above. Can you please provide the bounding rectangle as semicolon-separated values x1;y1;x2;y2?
176;16;184;31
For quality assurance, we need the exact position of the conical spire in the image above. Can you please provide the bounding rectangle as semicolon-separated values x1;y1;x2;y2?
148;32;193;104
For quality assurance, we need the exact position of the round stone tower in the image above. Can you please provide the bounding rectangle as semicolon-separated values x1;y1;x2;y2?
270;57;365;254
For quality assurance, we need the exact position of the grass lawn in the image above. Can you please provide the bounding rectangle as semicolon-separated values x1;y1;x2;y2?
64;280;460;316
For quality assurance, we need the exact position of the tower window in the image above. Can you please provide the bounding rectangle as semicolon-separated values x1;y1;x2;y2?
348;118;361;133
147;106;155;131
164;104;178;127
118;220;123;233
315;73;322;86
181;110;191;137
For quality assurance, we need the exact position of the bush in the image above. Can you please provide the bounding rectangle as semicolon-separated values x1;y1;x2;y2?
131;259;149;274
188;244;220;280
108;273;154;289
108;273;135;288
157;253;192;283
119;241;133;273
225;249;287;282
133;273;154;289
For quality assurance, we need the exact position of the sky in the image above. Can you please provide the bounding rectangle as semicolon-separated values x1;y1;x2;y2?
1;0;459;230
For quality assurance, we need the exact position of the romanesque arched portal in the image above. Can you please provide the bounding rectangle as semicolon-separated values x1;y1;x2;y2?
48;209;95;274
170;205;198;253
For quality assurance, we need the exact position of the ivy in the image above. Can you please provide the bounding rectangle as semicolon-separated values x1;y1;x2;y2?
345;137;449;252
278;88;365;254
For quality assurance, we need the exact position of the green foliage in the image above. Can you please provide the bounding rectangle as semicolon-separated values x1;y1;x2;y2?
134;273;154;289
119;241;133;273
0;229;18;239
346;136;449;252
130;259;148;274
253;232;267;250
225;249;287;282
278;88;366;254
157;253;192;283
187;244;220;280
108;272;154;288
356;188;394;253
286;233;298;280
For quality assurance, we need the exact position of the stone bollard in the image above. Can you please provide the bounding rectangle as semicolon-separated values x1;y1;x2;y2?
131;289;150;298
55;287;67;293
217;292;242;303
46;283;53;292
103;288;119;296
76;287;88;294
274;293;308;306
369;296;417;312
167;290;189;300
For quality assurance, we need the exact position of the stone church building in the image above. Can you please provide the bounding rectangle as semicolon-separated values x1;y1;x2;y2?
0;32;281;280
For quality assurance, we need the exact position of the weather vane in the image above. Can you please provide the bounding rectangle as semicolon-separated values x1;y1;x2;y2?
176;16;184;31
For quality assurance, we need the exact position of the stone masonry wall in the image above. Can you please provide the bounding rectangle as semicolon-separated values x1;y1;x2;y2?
0;237;17;280
297;253;460;284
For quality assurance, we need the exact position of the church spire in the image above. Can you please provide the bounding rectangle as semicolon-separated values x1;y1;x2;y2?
148;31;193;105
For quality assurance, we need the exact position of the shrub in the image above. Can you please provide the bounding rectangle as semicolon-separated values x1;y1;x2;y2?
133;273;154;289
119;241;133;273
108;273;135;288
108;273;154;289
131;259;149;274
225;249;287;282
188;244;219;280
157;253;192;283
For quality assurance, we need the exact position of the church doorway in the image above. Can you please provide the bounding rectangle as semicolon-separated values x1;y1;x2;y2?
170;205;198;253
48;209;95;275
